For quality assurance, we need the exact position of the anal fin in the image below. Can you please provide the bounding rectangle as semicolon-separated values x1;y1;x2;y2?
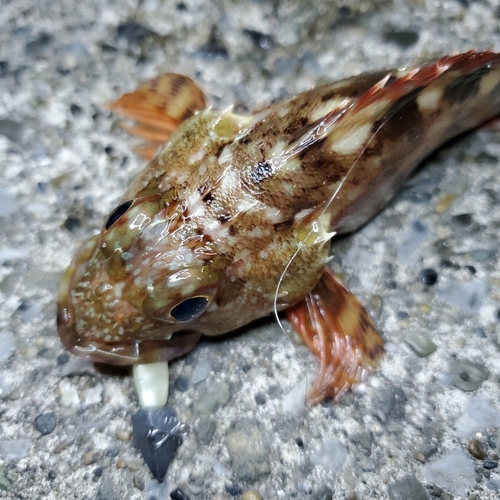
106;73;207;159
286;267;384;405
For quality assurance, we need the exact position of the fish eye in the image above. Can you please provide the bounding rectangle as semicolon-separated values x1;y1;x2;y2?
105;200;134;230
170;296;209;322
100;194;162;260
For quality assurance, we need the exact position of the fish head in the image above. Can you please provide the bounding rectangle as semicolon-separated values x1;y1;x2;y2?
57;193;227;365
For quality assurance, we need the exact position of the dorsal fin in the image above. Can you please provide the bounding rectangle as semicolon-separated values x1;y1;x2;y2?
351;50;500;116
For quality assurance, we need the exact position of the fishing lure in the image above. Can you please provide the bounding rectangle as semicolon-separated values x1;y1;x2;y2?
58;51;500;409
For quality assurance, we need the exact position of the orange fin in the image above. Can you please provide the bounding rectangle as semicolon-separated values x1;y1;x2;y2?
131;143;163;160
286;267;384;405
106;73;207;159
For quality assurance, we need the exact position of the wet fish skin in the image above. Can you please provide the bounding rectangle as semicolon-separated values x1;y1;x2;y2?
57;51;500;400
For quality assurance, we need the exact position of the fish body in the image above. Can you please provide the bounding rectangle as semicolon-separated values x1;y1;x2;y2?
58;51;500;401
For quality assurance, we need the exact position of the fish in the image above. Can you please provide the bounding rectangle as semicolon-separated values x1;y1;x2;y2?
57;51;500;404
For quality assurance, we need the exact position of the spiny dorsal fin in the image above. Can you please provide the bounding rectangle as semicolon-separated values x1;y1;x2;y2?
351;50;500;116
286;50;500;160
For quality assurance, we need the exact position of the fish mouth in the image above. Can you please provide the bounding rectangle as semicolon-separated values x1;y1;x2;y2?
57;236;201;365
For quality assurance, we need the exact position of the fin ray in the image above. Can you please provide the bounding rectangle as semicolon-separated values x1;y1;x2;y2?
107;73;207;159
286;267;384;404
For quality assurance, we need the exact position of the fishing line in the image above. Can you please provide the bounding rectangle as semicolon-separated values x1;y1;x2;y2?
272;75;420;402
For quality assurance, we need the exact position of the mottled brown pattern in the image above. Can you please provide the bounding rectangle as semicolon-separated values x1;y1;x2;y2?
442;65;490;103
58;51;500;401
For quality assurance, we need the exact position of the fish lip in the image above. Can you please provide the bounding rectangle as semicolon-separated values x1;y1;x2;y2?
58;295;202;364
56;305;142;365
57;237;202;365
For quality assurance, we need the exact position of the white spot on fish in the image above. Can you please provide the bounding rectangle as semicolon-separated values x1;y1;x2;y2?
264;206;284;224
218;145;234;165
168;171;189;184
417;87;443;110
231;194;258;218
219;168;240;193
190;201;207;218
281;182;296;195
198;163;207;176
189;148;206;164
270;140;287;158
278;106;289;118
247;227;264;238
479;69;500;97
329;123;371;155
282;158;301;174
310;98;344;122
204;216;223;231
297;206;316;219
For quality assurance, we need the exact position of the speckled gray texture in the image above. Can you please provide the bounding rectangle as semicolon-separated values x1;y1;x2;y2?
1;1;500;499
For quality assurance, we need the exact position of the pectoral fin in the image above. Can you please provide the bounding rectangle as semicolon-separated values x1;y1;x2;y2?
107;73;207;159
286;267;384;404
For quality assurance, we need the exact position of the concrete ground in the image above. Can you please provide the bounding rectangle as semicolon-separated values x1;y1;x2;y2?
0;0;499;499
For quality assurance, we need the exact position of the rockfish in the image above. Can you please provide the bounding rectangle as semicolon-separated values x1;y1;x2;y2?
57;51;500;403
